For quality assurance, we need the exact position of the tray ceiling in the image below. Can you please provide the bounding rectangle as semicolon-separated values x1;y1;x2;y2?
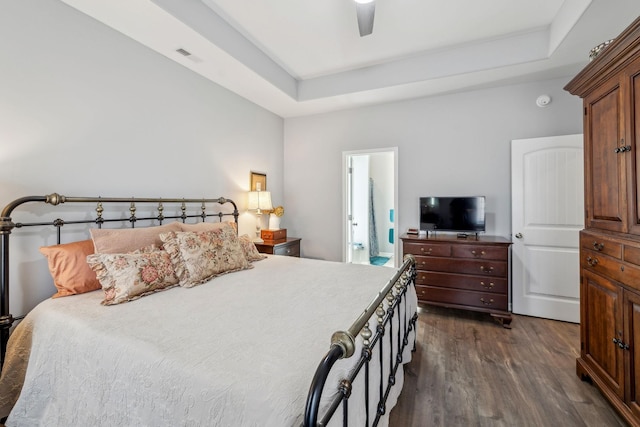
60;0;640;117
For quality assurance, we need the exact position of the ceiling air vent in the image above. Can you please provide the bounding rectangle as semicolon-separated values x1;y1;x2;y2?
176;48;191;57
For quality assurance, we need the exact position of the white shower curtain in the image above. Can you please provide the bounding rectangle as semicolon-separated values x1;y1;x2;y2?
368;177;379;259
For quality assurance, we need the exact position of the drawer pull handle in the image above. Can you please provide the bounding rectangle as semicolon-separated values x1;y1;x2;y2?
480;266;494;273
613;337;630;350
480;298;494;306
480;281;494;289
471;250;486;257
420;247;432;253
586;256;599;267
593;242;604;251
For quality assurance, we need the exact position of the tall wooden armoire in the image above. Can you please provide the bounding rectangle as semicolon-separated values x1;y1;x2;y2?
565;16;640;425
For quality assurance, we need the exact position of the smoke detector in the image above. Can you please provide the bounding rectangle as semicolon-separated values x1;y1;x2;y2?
536;95;551;108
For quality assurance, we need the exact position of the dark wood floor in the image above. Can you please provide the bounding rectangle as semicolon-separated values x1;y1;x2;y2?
389;305;626;427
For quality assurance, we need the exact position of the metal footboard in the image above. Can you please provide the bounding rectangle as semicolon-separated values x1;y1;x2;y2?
303;254;417;426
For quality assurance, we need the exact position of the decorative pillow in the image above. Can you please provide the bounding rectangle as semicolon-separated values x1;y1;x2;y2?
238;234;267;262
160;224;251;288
39;240;101;298
86;248;179;305
90;222;182;254
178;220;238;233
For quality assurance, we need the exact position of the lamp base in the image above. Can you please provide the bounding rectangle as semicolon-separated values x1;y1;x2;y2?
252;237;264;244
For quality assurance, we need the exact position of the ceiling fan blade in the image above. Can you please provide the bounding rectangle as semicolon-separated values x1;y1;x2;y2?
356;2;375;37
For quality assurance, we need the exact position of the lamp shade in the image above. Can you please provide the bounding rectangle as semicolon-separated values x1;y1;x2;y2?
247;191;273;212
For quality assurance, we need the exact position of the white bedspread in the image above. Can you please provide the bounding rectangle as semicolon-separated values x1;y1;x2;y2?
0;256;417;426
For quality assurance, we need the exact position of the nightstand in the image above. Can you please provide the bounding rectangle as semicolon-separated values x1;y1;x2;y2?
254;237;301;257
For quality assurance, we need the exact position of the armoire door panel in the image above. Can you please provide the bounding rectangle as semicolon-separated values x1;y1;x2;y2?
585;79;626;232
626;56;640;235
582;270;624;399
625;290;640;418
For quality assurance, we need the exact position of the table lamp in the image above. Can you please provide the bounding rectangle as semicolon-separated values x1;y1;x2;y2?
247;189;272;243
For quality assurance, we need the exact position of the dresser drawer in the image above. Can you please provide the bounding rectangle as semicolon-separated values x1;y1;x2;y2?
255;238;301;257
273;242;300;257
415;271;508;294
580;231;622;259
415;285;508;311
451;244;508;260
403;242;451;257
416;257;507;277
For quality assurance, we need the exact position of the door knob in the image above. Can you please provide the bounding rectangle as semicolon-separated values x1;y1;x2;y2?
515;233;523;239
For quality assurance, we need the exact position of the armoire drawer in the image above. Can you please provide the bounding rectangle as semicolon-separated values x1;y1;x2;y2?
623;244;640;268
580;231;622;260
415;285;508;311
415;271;508;294
581;248;640;292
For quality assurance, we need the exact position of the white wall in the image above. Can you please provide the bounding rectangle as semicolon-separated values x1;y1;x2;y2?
284;77;583;261
0;1;586;312
0;0;284;314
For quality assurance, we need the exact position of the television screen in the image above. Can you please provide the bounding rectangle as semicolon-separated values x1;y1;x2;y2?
420;196;485;232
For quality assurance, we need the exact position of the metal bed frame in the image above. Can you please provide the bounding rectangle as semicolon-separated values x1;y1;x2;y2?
304;254;418;426
0;193;417;427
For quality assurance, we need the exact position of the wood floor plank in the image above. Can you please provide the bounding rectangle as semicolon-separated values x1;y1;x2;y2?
389;305;626;426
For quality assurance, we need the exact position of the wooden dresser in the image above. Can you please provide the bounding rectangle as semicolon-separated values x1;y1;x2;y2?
401;234;512;327
565;16;640;425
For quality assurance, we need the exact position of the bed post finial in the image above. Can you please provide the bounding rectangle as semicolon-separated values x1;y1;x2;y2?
331;330;356;358
95;201;104;227
157;201;164;224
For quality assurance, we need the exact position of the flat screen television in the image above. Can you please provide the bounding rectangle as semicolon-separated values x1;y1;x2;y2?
420;196;486;233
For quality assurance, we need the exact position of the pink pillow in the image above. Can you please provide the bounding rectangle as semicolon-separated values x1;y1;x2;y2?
90;222;182;254
178;221;238;233
39;240;101;298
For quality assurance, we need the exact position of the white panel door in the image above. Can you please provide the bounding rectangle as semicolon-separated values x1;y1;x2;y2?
511;134;584;323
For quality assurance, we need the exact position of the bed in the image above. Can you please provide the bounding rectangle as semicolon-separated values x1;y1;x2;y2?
0;194;417;426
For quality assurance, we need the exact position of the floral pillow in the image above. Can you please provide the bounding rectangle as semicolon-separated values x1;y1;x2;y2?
238;234;267;262
86;247;179;305
160;223;251;288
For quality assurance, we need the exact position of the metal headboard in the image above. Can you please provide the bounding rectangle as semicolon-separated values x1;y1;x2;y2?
0;193;239;368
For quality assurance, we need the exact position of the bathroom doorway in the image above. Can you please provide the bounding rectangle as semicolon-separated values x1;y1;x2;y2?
343;148;397;267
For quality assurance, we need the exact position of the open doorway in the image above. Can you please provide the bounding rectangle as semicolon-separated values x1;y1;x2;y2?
343;148;398;268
